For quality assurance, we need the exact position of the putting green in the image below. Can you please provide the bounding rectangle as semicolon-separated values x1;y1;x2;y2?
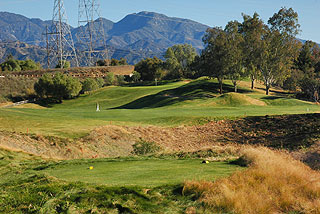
45;159;241;187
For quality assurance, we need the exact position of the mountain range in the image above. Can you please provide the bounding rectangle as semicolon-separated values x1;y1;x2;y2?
0;11;318;66
0;11;209;65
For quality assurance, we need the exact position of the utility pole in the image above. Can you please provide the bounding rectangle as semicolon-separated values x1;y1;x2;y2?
78;0;108;67
45;26;50;68
46;0;79;69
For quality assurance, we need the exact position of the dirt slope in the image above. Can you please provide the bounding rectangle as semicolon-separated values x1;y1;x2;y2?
0;114;319;169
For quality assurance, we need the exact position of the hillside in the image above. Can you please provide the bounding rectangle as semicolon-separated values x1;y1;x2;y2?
0;11;209;64
0;41;47;63
0;12;51;46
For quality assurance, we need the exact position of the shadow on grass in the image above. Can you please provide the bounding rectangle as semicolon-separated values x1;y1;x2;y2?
35;98;71;108
112;80;253;109
256;87;294;96
260;96;284;100
123;79;181;87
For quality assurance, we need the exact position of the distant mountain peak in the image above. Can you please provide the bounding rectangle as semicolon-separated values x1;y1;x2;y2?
134;11;167;18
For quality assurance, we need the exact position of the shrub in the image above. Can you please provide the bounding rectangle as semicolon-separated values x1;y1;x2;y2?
96;78;104;88
34;73;81;102
116;75;125;86
0;57;41;72
0;76;37;102
131;71;141;82
96;59;108;66
1;58;21;71
132;140;161;156
82;78;99;93
110;58;128;66
81;78;104;93
55;60;71;69
184;147;320;214
104;73;115;85
19;59;41;71
135;57;164;81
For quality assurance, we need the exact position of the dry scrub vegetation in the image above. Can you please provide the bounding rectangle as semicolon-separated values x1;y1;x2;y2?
0;76;36;102
184;147;320;214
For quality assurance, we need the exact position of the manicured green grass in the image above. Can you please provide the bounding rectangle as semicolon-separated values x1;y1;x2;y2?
0;79;319;138
0;149;241;213
44;159;240;187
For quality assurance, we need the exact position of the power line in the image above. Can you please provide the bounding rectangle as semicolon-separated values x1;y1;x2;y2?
78;0;108;66
45;0;79;68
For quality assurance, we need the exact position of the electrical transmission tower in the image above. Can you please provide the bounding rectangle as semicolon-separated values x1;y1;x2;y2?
46;0;79;68
78;0;108;67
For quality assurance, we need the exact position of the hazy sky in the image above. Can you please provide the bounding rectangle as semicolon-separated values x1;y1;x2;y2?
0;0;319;43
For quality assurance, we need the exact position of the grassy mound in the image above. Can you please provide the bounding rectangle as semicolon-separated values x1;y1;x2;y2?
184;147;320;214
213;92;266;107
116;80;253;109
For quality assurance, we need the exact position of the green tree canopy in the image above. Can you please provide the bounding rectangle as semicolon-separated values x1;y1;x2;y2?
81;78;103;93
0;57;41;72
34;73;81;102
135;57;164;81
97;58;129;66
258;7;301;95
240;12;265;89
56;60;71;69
296;41;320;73
225;21;245;92
164;44;197;79
0;58;21;72
293;41;320;101
201;23;245;94
201;27;231;94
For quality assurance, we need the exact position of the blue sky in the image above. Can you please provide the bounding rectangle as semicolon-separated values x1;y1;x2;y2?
0;0;319;43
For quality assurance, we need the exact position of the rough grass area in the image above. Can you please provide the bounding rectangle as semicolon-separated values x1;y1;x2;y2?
184;147;320;214
0;113;319;166
43;158;240;187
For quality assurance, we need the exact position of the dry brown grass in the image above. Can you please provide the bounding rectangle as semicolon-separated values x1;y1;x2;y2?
184;147;320;214
13;103;46;109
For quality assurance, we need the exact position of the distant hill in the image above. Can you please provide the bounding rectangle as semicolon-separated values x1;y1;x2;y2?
0;41;47;64
0;12;51;46
0;11;318;66
105;12;208;50
0;11;209;65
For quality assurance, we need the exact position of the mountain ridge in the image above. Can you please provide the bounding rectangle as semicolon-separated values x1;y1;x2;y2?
0;11;209;64
0;11;318;66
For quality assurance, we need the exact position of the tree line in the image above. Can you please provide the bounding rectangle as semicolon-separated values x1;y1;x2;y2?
0;55;41;72
134;7;320;101
34;72;130;103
